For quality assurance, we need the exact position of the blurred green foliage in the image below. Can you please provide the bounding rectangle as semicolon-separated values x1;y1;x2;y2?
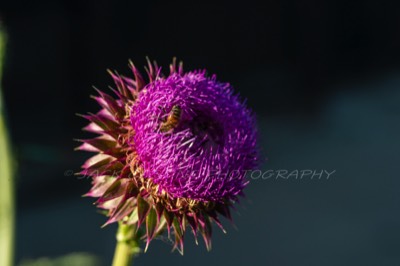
18;253;102;266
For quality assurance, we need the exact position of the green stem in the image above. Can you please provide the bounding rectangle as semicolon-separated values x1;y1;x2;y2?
112;223;140;266
0;28;14;266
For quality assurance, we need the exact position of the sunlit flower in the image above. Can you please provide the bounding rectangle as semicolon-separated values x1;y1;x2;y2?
77;59;258;254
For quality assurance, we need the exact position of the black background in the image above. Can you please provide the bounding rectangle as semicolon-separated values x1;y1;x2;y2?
1;1;400;265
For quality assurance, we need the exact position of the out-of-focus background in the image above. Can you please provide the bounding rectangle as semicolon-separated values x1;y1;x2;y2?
1;1;400;265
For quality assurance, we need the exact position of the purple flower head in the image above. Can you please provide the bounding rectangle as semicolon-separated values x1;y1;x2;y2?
132;70;258;201
77;59;259;254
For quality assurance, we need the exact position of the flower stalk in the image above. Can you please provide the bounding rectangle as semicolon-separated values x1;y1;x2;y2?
0;27;14;266
112;223;140;266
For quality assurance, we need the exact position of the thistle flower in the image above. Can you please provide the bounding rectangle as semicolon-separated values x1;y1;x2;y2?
77;59;258;255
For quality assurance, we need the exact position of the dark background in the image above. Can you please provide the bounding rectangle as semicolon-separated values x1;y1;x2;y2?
1;1;400;265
